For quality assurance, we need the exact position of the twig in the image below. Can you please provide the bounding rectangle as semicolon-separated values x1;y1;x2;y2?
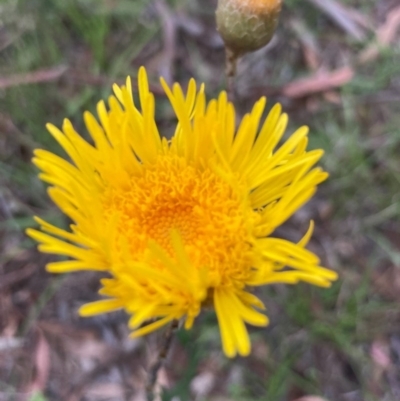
306;0;369;41
0;66;167;95
154;0;177;85
0;263;37;290
0;66;68;89
146;320;179;401
65;68;166;95
0;113;40;149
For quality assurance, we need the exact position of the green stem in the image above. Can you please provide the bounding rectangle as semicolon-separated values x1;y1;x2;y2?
146;320;179;401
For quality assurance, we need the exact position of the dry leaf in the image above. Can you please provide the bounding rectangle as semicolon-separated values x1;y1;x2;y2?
370;339;391;370
358;6;400;63
281;67;354;98
293;396;330;401
25;331;51;394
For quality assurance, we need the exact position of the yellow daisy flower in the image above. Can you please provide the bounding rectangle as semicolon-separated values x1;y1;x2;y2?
27;67;337;358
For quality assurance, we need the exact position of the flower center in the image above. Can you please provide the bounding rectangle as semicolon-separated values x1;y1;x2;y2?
102;155;259;287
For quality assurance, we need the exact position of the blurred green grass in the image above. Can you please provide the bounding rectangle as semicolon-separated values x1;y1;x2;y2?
1;0;400;400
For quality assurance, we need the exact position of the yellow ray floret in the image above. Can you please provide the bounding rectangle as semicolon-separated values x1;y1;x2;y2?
27;67;338;357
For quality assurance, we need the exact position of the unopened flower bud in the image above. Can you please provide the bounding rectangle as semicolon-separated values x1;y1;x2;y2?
216;0;282;57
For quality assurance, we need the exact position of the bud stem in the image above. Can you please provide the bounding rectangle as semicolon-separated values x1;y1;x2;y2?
225;47;238;78
225;46;238;102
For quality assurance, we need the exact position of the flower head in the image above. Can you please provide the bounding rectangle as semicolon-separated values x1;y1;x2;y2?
216;0;282;56
27;67;337;357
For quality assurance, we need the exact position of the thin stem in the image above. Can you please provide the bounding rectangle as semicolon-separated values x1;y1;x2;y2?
146;320;179;401
225;46;238;102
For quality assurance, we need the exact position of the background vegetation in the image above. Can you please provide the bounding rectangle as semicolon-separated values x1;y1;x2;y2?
1;0;400;400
